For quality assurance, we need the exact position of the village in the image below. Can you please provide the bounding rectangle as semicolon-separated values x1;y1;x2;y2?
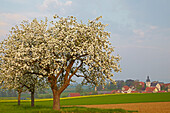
68;76;170;97
1;76;170;98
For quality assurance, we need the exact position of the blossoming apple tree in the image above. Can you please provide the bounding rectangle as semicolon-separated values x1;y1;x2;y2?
0;15;121;110
0;64;47;106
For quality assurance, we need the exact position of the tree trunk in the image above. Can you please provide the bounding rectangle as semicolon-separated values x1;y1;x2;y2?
52;89;60;110
18;92;21;106
31;91;34;107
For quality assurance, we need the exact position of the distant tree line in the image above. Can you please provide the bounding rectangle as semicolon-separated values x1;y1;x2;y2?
95;79;135;91
0;87;52;98
0;89;17;97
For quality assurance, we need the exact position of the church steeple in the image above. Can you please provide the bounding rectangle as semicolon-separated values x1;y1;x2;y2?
146;76;151;87
146;76;150;82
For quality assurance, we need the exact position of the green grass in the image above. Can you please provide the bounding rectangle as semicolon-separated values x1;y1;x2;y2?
0;101;137;113
1;93;170;113
61;92;170;105
0;102;136;113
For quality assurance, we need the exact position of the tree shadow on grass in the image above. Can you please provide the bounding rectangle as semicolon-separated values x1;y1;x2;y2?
10;104;138;113
59;106;138;113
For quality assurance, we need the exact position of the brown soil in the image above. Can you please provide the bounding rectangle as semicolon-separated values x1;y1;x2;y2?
64;102;170;113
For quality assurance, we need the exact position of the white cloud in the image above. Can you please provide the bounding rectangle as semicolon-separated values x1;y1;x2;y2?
0;13;29;40
4;0;28;4
0;30;6;35
149;25;158;30
65;1;72;6
0;22;9;27
39;0;72;10
118;45;159;50
0;30;8;41
133;29;145;37
0;13;28;23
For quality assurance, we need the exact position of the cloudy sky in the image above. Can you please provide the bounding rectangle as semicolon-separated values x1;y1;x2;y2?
0;0;170;82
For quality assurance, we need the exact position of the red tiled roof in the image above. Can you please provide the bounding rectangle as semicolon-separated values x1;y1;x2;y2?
122;86;130;91
139;82;145;88
111;90;116;93
145;87;157;92
89;92;92;94
68;93;80;97
158;91;166;93
111;90;120;93
159;83;165;87
131;91;139;93
139;82;145;85
164;83;170;87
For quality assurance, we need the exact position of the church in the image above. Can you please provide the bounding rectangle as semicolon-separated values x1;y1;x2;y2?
145;76;161;92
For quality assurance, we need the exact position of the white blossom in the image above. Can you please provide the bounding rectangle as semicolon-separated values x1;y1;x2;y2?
0;15;121;99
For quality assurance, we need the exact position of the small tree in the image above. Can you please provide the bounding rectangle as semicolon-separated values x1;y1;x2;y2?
0;66;47;106
125;79;135;87
0;72;23;105
0;15;121;110
16;85;24;105
116;80;125;89
75;84;83;94
16;74;47;106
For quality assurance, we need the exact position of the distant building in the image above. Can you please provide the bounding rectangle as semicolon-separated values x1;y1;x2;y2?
164;83;170;92
122;86;132;93
131;91;139;93
146;76;151;87
145;87;158;93
94;86;97;91
111;90;121;94
145;76;162;92
97;91;112;94
68;93;81;97
139;82;145;88
158;91;166;93
151;81;161;91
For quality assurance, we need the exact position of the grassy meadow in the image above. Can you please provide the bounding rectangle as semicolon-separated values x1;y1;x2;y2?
61;92;170;105
0;93;170;113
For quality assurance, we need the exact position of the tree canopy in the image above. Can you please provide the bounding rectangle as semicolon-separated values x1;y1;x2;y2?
0;15;121;110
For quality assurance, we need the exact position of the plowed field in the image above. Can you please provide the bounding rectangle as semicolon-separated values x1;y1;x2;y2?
76;102;170;113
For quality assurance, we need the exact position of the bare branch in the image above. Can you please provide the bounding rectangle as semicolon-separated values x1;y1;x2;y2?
24;71;47;77
68;61;83;81
56;68;63;79
75;74;84;77
64;59;75;82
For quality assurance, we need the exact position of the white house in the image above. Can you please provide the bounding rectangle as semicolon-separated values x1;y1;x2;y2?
122;86;132;93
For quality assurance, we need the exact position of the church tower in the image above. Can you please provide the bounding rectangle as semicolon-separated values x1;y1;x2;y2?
146;76;151;87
